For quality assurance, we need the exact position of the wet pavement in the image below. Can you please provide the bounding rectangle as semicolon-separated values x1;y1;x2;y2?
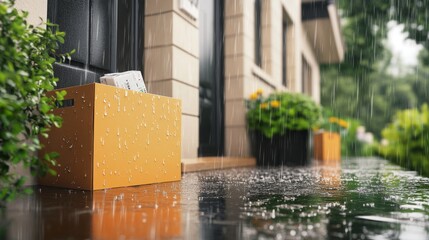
2;157;429;239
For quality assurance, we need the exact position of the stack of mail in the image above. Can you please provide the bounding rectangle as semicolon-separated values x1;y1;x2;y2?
100;71;147;93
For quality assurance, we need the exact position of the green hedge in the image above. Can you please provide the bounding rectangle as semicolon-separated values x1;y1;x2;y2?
378;104;429;176
0;0;68;201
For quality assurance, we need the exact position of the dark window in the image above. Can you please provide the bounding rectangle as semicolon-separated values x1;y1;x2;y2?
302;56;312;96
282;20;288;87
48;0;144;88
254;0;262;67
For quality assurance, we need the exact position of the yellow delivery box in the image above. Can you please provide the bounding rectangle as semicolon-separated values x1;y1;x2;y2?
39;83;182;190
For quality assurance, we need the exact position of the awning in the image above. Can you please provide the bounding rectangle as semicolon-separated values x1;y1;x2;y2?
302;0;345;63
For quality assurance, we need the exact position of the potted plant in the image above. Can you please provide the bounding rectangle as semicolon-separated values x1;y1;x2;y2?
246;90;321;167
313;115;348;161
0;0;68;201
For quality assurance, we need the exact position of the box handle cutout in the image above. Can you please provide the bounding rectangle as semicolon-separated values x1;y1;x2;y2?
55;99;74;108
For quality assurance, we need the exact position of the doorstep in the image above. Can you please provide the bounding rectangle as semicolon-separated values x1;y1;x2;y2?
181;157;256;173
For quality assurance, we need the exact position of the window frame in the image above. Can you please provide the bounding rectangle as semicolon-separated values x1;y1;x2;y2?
254;0;262;67
282;19;288;87
302;55;312;96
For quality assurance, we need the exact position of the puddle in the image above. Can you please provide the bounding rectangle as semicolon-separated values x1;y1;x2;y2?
2;157;429;239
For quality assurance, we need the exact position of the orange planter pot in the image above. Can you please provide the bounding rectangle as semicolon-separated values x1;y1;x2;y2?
313;132;341;161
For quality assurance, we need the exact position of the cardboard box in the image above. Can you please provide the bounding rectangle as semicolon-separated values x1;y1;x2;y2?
313;132;341;161
39;83;182;190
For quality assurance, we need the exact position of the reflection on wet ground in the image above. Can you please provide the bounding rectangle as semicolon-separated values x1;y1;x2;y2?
2;157;429;239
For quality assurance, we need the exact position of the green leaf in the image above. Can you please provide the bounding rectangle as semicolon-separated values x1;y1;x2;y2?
0;0;67;202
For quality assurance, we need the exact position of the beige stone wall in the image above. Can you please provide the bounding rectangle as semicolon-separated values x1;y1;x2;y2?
224;0;258;156
224;0;321;156
145;0;200;159
14;0;47;26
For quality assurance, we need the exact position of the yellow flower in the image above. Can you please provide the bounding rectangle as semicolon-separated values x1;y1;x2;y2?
270;100;280;108
328;117;338;123
249;92;258;100
260;103;268;109
256;89;263;96
338;119;349;128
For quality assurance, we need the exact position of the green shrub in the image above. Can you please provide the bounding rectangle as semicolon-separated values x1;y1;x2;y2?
246;90;321;138
0;0;68;201
378;104;429;176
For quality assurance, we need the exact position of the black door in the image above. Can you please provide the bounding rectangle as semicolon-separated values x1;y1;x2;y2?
48;0;144;88
198;0;224;156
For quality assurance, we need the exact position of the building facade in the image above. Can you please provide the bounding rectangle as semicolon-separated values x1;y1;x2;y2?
16;0;344;160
